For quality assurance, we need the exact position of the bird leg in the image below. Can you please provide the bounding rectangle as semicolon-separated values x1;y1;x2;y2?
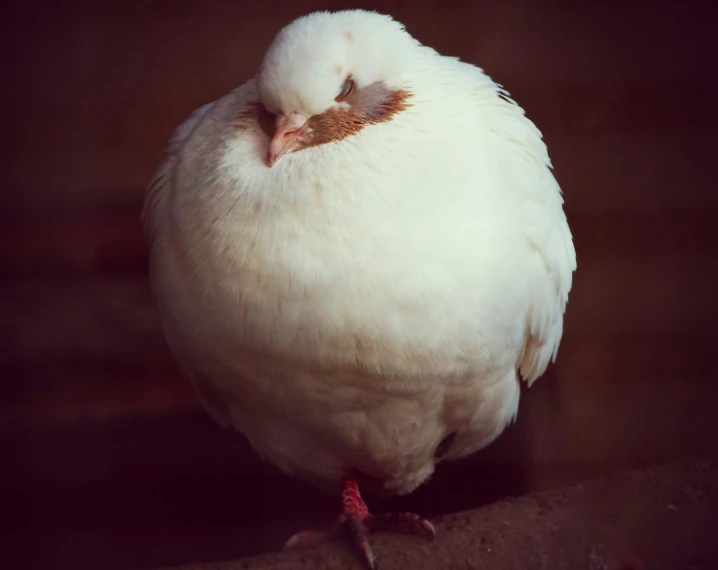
284;474;436;569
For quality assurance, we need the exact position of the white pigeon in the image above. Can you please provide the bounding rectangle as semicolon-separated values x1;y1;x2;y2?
143;9;576;568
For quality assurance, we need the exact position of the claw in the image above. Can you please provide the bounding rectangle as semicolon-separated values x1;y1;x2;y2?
284;530;330;550
419;518;437;539
362;545;378;570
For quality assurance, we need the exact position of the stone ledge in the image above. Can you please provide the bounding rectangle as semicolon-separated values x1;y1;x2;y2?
159;457;718;570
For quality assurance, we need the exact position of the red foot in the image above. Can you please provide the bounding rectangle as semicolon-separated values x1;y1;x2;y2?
284;475;435;569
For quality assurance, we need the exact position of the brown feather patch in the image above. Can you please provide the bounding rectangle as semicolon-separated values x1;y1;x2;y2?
233;83;412;154
302;84;412;148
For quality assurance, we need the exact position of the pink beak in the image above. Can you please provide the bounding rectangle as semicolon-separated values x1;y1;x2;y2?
267;113;308;167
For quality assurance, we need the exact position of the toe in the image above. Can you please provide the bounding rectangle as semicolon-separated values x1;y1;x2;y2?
347;514;378;570
366;512;436;540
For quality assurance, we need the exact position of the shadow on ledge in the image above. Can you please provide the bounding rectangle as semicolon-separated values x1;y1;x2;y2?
159;457;718;570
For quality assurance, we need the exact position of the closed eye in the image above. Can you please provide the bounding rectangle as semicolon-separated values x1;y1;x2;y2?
335;77;355;102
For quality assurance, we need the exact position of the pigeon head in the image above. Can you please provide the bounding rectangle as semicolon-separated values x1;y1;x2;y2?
255;10;419;166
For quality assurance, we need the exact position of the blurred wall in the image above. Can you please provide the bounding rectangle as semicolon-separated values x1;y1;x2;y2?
2;0;716;569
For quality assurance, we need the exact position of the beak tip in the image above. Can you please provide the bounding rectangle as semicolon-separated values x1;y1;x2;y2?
266;113;308;168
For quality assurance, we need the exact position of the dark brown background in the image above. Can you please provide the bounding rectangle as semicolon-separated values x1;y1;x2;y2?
2;1;716;569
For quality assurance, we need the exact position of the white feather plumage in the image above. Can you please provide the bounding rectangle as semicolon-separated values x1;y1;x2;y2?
144;10;576;496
